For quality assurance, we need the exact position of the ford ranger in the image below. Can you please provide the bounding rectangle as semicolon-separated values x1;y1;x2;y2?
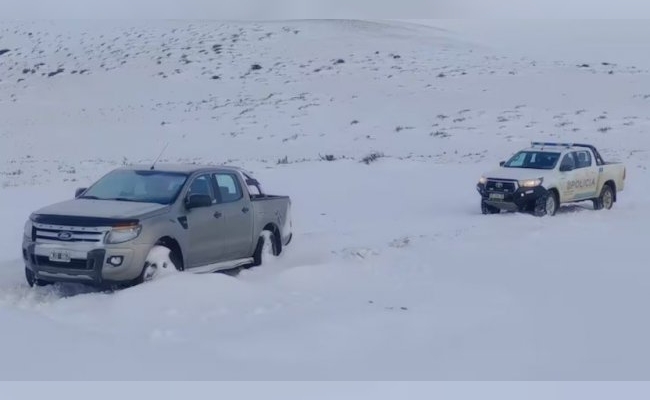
22;164;293;288
476;142;626;216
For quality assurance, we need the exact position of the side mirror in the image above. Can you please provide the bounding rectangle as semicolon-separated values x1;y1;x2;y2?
75;187;87;198
499;161;505;167
185;194;212;209
559;164;574;172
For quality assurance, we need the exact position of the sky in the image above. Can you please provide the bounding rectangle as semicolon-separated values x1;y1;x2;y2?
3;0;650;19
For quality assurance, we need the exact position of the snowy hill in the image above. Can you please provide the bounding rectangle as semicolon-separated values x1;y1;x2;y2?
1;19;650;380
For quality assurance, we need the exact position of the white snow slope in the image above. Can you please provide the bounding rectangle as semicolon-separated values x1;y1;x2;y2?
1;19;650;380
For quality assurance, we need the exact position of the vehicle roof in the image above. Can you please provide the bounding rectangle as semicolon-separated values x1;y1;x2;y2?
521;142;592;153
117;163;246;174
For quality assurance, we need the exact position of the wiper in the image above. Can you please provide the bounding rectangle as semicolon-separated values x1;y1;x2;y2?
78;195;101;200
108;197;139;202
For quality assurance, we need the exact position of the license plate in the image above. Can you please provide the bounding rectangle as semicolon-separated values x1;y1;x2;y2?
489;193;505;200
49;250;71;263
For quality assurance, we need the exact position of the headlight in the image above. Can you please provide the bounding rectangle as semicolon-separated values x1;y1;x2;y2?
478;176;487;184
105;224;141;244
23;219;33;239
519;178;543;188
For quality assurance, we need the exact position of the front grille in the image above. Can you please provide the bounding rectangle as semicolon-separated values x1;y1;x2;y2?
33;223;108;244
32;214;138;227
486;179;517;193
35;256;91;270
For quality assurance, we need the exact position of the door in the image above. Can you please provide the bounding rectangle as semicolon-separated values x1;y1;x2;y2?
558;152;579;202
572;150;599;200
212;172;254;260
183;173;224;268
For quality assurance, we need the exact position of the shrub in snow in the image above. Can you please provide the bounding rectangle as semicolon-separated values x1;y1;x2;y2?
431;131;450;138
361;152;384;165
47;68;65;77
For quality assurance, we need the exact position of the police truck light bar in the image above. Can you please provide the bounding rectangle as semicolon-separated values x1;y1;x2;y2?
531;141;574;148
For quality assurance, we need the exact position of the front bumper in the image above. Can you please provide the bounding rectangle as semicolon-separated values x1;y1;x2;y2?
477;182;548;212
22;241;149;286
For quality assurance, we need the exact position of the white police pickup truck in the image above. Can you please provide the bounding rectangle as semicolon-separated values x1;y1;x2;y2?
476;142;626;216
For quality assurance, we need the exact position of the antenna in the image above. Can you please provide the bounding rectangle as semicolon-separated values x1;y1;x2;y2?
150;142;169;170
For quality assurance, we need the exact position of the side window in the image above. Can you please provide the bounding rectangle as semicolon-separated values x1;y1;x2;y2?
560;153;575;169
574;151;591;169
214;173;243;203
187;174;214;201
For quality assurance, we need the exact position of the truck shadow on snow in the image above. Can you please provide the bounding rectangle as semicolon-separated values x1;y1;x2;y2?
39;282;104;298
18;263;262;299
555;203;595;214
484;202;596;217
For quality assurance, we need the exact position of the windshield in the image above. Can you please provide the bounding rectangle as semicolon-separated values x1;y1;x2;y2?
79;169;189;204
503;151;561;170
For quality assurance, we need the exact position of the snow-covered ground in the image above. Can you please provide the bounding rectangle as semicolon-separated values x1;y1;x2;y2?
1;19;650;380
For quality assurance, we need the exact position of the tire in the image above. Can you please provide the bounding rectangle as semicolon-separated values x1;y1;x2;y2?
252;230;278;267
593;184;614;210
25;267;52;287
481;200;500;215
534;191;558;217
136;245;182;284
138;261;157;284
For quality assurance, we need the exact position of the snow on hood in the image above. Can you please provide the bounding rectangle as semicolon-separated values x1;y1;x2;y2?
33;198;168;219
482;166;555;181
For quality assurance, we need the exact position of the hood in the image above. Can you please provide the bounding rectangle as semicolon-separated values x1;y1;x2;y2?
482;167;554;181
33;198;168;220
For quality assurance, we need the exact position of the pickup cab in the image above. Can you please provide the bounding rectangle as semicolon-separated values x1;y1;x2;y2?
476;142;626;216
21;164;293;288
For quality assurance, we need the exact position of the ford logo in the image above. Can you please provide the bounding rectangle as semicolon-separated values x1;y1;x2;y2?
57;232;73;240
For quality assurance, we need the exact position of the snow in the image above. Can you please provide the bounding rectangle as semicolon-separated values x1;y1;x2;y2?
142;244;180;280
1;19;650;381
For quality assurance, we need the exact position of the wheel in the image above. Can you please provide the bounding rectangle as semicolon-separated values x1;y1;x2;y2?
252;230;278;267
136;245;182;284
25;267;52;287
534;191;558;217
139;261;157;283
593;184;614;210
481;199;500;214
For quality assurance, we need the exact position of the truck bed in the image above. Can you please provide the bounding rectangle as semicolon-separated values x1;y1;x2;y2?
249;193;292;247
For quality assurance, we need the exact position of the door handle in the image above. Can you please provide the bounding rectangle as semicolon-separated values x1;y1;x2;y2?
213;211;222;219
242;207;249;213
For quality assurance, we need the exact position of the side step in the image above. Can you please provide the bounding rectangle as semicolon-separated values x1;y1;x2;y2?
189;257;254;274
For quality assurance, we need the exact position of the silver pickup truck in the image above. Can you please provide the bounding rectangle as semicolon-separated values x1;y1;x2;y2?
21;164;292;288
